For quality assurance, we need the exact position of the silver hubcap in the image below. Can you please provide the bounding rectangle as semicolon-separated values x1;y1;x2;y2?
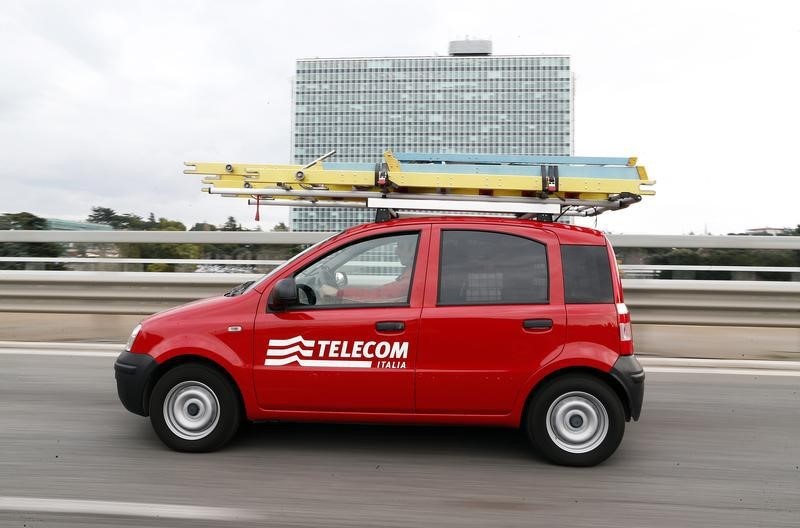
546;391;609;454
163;381;220;441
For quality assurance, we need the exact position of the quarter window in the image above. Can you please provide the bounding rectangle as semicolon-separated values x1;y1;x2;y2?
561;245;614;303
438;230;548;305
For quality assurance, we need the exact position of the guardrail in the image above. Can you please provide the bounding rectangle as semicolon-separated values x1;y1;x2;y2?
4;231;799;277
622;279;800;327
3;230;800;249
0;230;327;244
2;231;799;324
3;231;797;357
0;271;256;315
1;271;798;328
2;258;799;275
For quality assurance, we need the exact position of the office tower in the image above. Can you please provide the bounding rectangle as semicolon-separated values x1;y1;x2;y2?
290;40;572;231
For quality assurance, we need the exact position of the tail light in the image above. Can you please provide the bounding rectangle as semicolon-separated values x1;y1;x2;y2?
616;303;634;355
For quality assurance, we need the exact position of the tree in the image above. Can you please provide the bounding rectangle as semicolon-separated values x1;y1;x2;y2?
151;217;186;231
87;206;117;226
646;247;798;281
221;216;240;231
262;221;304;260
0;212;64;270
0;212;49;230
86;206;196;271
190;222;217;232
87;207;147;230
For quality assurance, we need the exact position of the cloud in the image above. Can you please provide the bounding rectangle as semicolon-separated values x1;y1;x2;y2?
1;0;798;233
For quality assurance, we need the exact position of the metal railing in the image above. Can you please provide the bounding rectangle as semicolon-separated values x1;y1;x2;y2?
3;231;799;275
0;271;797;328
1;231;798;328
2;230;800;249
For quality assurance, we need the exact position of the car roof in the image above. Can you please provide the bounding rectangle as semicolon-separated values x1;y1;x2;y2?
340;215;609;246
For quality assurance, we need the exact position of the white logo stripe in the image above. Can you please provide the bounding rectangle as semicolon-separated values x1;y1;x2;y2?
265;356;372;368
268;336;315;348
266;345;314;357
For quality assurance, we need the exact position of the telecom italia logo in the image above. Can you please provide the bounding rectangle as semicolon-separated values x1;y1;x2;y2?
265;336;408;369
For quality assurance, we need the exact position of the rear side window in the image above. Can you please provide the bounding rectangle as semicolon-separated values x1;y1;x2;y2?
439;230;548;305
561;245;614;304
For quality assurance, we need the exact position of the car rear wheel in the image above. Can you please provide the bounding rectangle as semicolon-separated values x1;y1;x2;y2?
526;374;625;466
149;364;241;452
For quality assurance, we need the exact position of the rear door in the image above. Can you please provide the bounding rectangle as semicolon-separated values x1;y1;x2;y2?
416;223;566;414
560;243;621;354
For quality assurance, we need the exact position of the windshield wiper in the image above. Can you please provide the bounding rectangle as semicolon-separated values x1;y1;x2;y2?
224;280;255;297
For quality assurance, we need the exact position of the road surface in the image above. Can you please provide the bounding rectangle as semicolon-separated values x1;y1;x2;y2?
0;347;798;527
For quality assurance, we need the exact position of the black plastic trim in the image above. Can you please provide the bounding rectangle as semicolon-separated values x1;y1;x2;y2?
523;318;553;329
609;355;645;421
114;350;158;416
375;321;405;332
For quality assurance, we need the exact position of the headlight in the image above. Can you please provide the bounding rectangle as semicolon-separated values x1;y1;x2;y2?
125;324;142;352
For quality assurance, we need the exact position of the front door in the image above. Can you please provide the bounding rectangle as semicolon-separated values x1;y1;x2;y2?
253;229;428;413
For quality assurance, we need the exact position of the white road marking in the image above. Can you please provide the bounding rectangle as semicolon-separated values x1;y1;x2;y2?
0;348;118;358
0;496;260;521
639;357;800;370
0;341;119;351
644;367;800;377
639;357;800;376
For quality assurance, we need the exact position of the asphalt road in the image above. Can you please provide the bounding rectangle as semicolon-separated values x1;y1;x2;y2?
0;350;798;527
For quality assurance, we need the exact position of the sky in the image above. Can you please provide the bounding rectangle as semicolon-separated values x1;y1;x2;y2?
1;0;798;235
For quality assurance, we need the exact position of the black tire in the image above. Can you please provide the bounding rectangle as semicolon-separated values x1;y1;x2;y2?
526;374;625;466
149;364;241;452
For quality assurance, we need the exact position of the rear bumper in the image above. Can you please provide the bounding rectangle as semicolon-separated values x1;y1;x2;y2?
610;355;645;421
114;350;157;416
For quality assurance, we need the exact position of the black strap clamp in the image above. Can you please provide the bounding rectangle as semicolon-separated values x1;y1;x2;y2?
540;165;559;197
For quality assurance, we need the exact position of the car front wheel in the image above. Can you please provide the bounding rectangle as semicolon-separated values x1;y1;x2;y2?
149;364;241;452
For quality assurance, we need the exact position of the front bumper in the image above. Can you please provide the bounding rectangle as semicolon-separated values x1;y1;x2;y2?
610;355;645;421
114;350;157;416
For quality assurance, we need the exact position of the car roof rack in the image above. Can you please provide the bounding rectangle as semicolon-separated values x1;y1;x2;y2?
185;150;654;222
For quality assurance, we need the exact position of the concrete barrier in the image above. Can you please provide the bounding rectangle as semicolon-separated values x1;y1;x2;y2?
0;271;797;359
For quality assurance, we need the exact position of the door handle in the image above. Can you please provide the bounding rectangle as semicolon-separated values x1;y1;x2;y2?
376;321;405;332
523;319;553;330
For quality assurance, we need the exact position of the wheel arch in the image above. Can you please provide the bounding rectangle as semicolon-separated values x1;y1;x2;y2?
519;366;632;429
143;354;245;419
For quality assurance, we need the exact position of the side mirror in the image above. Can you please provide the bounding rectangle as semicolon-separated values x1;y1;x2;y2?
268;277;298;311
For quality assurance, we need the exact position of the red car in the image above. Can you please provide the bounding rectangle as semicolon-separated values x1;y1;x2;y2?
115;216;644;466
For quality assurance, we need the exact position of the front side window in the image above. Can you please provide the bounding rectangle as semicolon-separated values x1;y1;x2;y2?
293;233;419;307
438;230;548;305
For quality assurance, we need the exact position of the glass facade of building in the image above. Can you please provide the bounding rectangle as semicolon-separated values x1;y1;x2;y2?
289;207;372;233
290;51;573;232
